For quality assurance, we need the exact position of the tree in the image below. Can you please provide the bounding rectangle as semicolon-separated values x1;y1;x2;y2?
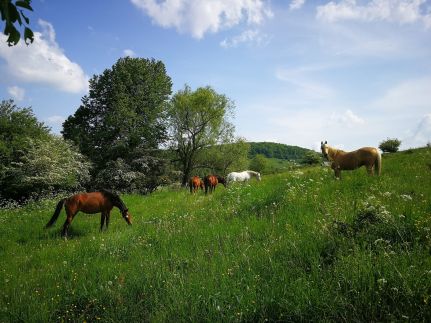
249;154;268;173
199;137;250;175
168;85;235;185
0;100;90;200
1;0;34;46
302;151;321;165
0;99;49;169
2;136;91;200
379;138;401;153
62;57;172;192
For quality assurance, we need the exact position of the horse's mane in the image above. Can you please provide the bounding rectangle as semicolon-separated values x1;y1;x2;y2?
100;189;127;212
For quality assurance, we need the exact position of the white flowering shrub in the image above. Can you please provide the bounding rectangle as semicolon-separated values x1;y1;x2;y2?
93;155;170;194
1;135;91;201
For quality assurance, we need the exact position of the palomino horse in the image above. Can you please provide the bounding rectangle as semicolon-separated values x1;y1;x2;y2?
203;175;226;195
226;170;261;184
45;189;132;237
320;141;382;179
189;176;204;193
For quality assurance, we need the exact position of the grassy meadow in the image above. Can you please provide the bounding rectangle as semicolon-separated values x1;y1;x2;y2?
1;148;431;322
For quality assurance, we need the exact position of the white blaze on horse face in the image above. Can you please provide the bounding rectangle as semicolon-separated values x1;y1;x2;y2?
321;142;329;159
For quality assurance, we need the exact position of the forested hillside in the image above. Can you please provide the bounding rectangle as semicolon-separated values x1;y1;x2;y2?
249;142;312;161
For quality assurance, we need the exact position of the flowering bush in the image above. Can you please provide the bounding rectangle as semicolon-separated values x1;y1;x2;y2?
1;136;91;201
93;155;170;194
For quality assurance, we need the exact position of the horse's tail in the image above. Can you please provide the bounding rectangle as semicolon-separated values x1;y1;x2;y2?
45;198;66;228
375;150;382;176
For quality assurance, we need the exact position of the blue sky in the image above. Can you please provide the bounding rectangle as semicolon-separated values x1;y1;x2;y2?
1;0;430;151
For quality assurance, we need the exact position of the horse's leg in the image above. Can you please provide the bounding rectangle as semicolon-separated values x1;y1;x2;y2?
105;211;111;230
61;207;77;237
100;212;106;231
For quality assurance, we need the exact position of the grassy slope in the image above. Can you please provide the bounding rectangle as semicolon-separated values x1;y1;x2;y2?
1;148;430;322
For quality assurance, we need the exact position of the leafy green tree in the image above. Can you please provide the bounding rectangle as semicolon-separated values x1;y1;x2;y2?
199;137;250;175
0;99;49;173
249;154;268;173
63;57;172;192
1;0;34;46
168;85;235;185
379;138;401;153
302;151;321;165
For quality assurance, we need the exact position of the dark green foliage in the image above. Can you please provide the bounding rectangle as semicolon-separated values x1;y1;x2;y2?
302;150;322;165
0;0;34;46
249;154;268;173
0;100;49;160
63;57;172;193
379;138;401;153
249;142;311;161
93;152;170;194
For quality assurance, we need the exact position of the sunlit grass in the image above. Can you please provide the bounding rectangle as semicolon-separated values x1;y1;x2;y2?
1;148;430;322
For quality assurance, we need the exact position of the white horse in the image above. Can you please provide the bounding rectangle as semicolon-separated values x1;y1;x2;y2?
226;170;261;184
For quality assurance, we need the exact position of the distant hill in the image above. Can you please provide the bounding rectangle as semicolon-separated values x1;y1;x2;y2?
249;142;313;161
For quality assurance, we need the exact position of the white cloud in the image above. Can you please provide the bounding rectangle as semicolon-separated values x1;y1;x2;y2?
123;49;137;57
329;109;365;127
290;0;306;11
317;0;431;28
7;86;25;101
0;19;88;93
46;115;66;126
402;114;431;148
220;29;271;48
275;66;336;99
373;77;431;114
130;0;273;38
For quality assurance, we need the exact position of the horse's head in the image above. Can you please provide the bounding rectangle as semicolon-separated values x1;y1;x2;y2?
217;176;227;187
122;209;132;225
321;141;329;159
256;172;261;181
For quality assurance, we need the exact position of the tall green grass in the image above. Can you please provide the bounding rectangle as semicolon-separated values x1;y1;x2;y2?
1;148;430;322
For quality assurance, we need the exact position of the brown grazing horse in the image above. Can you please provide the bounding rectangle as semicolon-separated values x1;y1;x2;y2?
321;141;381;179
45;189;132;237
189;176;204;193
204;175;226;195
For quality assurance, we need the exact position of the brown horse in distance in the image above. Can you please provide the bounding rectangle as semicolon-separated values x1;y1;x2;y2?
45;189;132;237
204;175;226;195
189;176;204;193
321;141;381;179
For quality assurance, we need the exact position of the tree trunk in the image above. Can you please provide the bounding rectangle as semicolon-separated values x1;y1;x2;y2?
181;163;192;187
